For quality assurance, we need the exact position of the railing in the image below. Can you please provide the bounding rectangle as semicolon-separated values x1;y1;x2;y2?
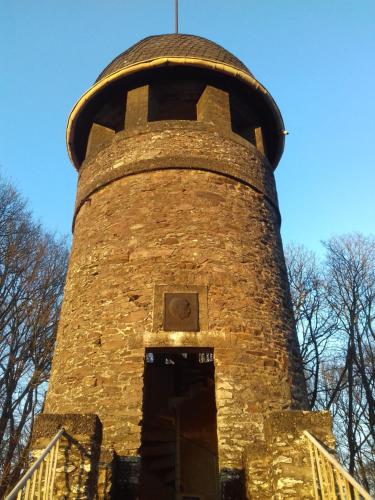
5;428;64;500
304;430;373;500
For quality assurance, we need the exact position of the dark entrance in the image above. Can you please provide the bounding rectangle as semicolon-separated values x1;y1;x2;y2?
140;348;219;500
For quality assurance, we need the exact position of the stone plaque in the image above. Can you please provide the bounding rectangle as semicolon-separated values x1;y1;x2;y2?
164;292;199;332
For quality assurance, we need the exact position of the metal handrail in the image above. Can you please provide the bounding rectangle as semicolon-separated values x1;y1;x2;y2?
5;428;64;500
304;430;373;500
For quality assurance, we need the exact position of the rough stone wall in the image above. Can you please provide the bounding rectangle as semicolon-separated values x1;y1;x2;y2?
75;121;279;221
46;137;307;473
244;410;334;499
31;414;103;499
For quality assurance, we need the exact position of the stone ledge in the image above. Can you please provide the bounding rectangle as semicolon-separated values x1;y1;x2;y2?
244;410;334;499
32;413;101;443
31;414;104;499
83;120;260;165
74;121;279;228
264;409;333;442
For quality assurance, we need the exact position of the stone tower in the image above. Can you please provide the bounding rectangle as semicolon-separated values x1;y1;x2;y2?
33;34;333;499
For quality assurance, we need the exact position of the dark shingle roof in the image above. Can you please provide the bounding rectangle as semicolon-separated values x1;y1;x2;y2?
96;34;251;82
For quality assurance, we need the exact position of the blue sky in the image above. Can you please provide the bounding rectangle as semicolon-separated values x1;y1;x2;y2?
1;1;374;253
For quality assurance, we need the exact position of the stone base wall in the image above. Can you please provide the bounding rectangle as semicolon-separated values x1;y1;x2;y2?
244;410;334;499
31;410;334;499
31;414;105;499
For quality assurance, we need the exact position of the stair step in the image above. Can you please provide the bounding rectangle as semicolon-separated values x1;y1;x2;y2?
181;377;204;384
142;429;176;442
149;456;175;472
141;443;175;457
181;376;205;383
182;367;201;372
187;381;207;395
157;413;175;424
168;396;190;408
163;469;176;484
181;380;204;388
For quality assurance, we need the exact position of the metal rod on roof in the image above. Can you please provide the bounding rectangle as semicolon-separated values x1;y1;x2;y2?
175;0;179;33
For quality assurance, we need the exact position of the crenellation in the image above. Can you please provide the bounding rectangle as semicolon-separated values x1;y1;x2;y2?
124;85;149;129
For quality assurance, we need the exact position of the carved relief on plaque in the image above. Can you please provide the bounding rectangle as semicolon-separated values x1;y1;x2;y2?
164;293;199;332
152;285;208;333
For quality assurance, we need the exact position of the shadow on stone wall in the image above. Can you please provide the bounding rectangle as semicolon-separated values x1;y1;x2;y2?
31;413;102;499
220;468;246;500
61;431;101;498
110;455;140;500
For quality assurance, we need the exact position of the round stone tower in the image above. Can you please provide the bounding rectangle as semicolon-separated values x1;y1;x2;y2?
38;34;324;500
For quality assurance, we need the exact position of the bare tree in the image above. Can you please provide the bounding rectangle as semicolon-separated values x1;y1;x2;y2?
0;178;68;496
286;235;375;492
285;244;336;408
323;235;375;482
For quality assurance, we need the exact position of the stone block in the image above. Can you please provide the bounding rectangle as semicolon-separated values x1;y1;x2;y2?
197;85;231;132
244;410;334;499
124;85;149;129
31;414;104;499
86;123;115;159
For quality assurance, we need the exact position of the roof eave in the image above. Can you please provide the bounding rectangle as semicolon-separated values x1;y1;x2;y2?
66;57;285;170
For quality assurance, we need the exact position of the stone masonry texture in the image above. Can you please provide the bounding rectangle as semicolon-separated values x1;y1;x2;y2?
38;34;335;499
245;411;334;499
31;414;102;499
46;141;308;466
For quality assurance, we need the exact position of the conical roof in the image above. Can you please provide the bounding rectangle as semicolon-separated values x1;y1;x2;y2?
96;34;252;82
